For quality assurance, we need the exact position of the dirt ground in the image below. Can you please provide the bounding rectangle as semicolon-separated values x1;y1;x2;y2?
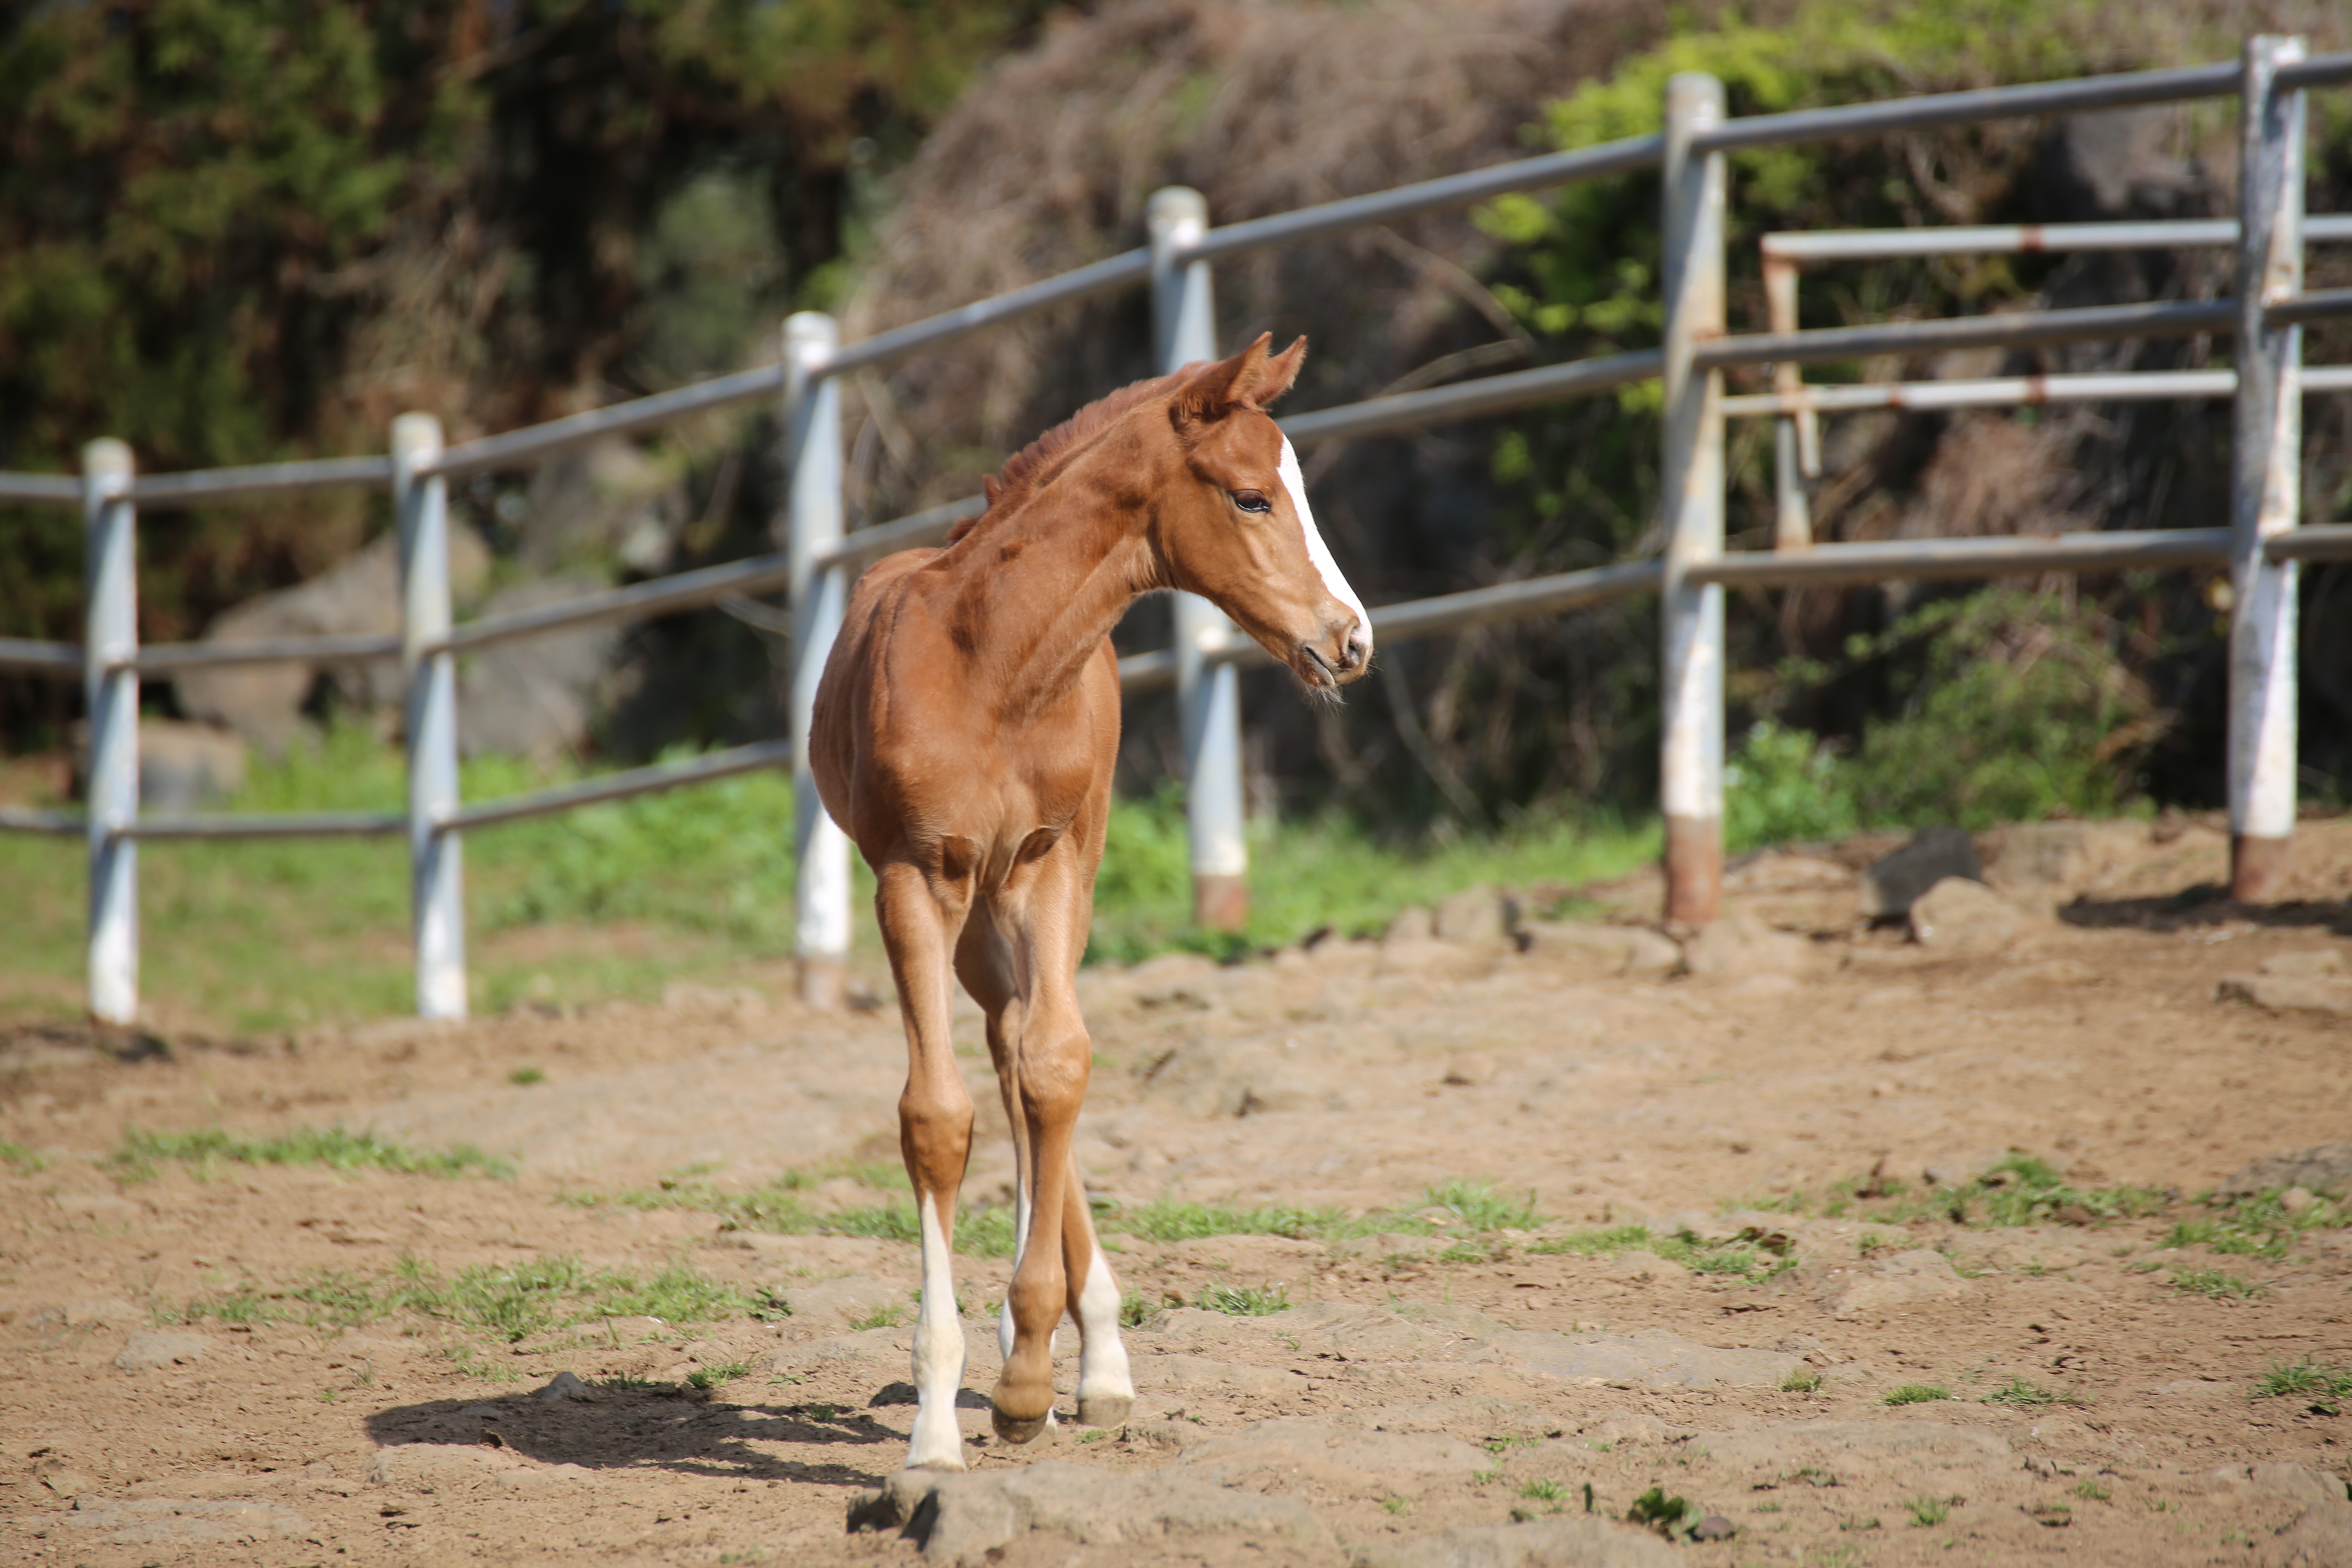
5;814;2352;1567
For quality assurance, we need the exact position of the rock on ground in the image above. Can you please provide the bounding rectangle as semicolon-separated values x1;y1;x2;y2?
1352;1516;1682;1568
849;1460;1323;1564
114;1330;209;1371
1679;913;1816;980
1909;876;2031;953
2223;1143;2352;1198
2216;973;2352;1017
1816;1247;1973;1318
1516;922;1681;980
50;1498;314;1546
1859;826;1981;919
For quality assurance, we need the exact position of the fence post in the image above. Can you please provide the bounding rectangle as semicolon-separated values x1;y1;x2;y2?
1763;254;1816;551
82;438;138;1025
782;311;853;1007
1659;72;1728;925
2228;34;2306;902
1149;185;1249;933
394;412;467;1020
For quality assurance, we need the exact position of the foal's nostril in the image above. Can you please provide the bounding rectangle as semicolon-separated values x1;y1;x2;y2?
1345;621;1372;669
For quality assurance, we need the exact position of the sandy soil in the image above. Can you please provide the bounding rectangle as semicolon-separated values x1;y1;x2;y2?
4;815;2351;1566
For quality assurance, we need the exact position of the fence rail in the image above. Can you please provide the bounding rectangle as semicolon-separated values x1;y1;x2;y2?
3;35;2349;1019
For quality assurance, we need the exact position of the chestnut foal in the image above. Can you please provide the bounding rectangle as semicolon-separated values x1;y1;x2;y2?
809;334;1370;1470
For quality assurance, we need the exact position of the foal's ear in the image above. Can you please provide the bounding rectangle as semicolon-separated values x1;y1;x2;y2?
1249;336;1307;407
1172;332;1280;430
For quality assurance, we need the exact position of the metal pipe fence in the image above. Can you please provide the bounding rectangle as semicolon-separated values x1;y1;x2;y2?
4;36;2351;1018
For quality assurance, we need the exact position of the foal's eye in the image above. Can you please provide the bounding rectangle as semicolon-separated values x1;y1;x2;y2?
1232;490;1272;513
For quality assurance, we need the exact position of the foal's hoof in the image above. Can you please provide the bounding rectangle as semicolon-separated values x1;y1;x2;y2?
990;1404;1052;1445
1076;1393;1133;1428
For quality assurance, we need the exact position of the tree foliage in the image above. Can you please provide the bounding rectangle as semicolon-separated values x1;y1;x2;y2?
0;0;1049;683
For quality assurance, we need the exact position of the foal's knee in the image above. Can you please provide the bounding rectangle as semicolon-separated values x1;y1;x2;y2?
899;1078;974;1188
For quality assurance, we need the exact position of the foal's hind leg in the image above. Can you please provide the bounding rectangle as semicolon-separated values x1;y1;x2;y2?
875;848;978;1471
1062;1149;1134;1427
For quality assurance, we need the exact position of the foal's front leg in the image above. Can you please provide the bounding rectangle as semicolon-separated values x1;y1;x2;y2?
875;851;976;1471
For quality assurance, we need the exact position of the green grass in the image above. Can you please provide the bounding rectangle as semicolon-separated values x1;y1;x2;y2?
847;1302;910;1331
1194;1280;1291;1316
173;1252;753;1342
686;1360;751;1391
2165;1187;2348;1261
1882;1384;1951;1406
0;724;1655;1032
111;1126;510;1182
1905;1497;1954;1527
1519;1478;1571;1502
0;1139;48;1172
1981;1376;2085;1408
2170;1267;2263;1299
2252;1359;2352;1403
1780;1368;1825;1394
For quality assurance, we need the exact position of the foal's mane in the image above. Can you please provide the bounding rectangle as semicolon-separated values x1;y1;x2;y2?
947;370;1187;543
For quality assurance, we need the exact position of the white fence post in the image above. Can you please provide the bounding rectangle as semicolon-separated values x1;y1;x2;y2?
1659;72;1729;925
394;412;467;1020
1763;254;1817;551
2228;33;2306;902
1148;185;1249;933
783;311;852;1007
82;438;138;1025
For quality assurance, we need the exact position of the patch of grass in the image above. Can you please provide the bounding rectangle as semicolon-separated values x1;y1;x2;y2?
1087;786;1656;965
0;1139;49;1172
2167;1187;2348;1261
1118;1289;1165;1331
1627;1487;1719;1542
1525;1224;1653;1257
1473;1468;1506;1485
1829;1153;2171;1232
1781;1368;1825;1394
1111;1197;1352;1244
1838;1515;1883;1532
507;1066;546;1086
1483;1434;1540;1455
112;1126;510;1183
2073;1481;2111;1501
1379;1496;1411;1515
1194;1280;1291;1316
1980;1375;2085;1408
1425;1178;1541;1233
174;1285;278;1325
1882;1384;1951;1406
686;1360;751;1391
847;1303;909;1331
564;1172;1020;1258
2170;1267;2263;1300
1519;1478;1571;1502
1907;1496;1956;1526
2252;1359;2352;1403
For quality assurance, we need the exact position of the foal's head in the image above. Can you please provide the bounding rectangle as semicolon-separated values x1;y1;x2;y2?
1156;335;1372;693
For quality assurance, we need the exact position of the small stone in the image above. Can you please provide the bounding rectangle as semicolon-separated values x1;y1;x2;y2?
115;1330;208;1371
2216;974;2352;1016
1860;826;1982;918
1691;1515;1737;1541
1517;922;1682;980
1442;1054;1496;1088
1909;877;2029;953
1385;906;1435;944
1818;1248;1971;1319
1433;886;1511;944
1680;914;1816;980
2280;1186;2318;1216
533;1370;593;1403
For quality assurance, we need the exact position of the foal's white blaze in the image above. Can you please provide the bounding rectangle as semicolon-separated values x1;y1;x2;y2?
1276;437;1370;658
1073;1242;1133;1418
906;1194;967;1470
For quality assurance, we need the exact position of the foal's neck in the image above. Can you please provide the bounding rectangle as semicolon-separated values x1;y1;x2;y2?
940;428;1165;719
